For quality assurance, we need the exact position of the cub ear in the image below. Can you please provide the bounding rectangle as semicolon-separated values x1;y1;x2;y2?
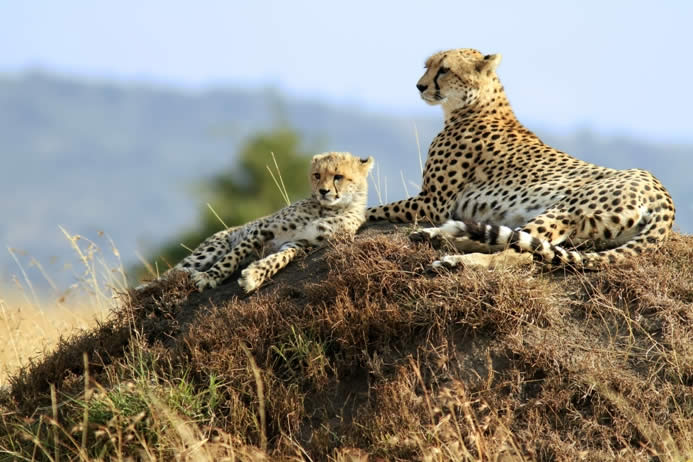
311;153;327;163
475;53;502;73
359;156;375;172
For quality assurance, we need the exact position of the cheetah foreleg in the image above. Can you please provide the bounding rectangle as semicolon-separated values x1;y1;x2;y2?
238;242;305;293
175;229;232;273
192;238;258;291
432;251;532;270
409;223;488;252
411;221;505;253
414;220;531;269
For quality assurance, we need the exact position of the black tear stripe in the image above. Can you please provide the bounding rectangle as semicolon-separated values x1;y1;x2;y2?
433;66;447;91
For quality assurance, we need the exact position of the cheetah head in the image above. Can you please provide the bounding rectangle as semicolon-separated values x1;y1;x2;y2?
310;152;374;208
417;48;501;110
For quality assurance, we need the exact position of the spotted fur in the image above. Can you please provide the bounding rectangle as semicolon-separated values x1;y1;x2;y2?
369;48;675;268
170;152;373;292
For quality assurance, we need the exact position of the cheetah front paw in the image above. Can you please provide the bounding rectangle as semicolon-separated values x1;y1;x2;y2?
238;267;265;293
432;253;495;270
190;271;218;291
409;227;444;247
432;254;467;270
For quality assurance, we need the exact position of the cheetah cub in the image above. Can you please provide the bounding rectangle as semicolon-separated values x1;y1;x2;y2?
173;152;373;292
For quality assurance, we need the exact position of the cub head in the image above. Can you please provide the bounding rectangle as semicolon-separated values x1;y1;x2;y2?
416;48;501;110
310;152;374;208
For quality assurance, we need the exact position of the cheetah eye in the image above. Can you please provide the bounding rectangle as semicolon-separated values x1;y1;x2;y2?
334;174;344;181
438;66;449;75
313;173;320;180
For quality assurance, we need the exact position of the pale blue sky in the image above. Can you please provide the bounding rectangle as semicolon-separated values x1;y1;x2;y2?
1;0;692;141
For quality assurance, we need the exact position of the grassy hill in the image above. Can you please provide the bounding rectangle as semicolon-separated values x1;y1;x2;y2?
1;72;692;291
2;224;692;460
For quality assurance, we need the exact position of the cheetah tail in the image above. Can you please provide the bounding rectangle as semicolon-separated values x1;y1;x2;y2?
440;210;672;269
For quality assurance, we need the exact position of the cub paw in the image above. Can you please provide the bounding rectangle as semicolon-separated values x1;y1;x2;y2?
238;267;264;293
190;271;218;291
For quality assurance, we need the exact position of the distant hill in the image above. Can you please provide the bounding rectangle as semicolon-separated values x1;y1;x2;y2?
1;72;690;289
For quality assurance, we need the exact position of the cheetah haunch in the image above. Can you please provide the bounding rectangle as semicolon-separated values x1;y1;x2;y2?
368;48;675;269
171;152;373;292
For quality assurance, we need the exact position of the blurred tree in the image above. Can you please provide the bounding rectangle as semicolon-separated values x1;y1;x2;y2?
140;127;313;278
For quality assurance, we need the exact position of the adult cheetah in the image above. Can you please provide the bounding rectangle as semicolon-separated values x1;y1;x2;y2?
368;48;675;268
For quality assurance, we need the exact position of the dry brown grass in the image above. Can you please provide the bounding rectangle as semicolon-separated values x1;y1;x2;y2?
0;292;107;387
1;225;692;460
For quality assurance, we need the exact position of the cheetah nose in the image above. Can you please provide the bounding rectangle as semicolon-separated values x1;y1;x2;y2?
416;83;428;93
319;188;330;196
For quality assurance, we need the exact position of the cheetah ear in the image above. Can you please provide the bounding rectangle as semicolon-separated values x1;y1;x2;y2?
311;153;327;163
476;53;502;73
359;156;375;172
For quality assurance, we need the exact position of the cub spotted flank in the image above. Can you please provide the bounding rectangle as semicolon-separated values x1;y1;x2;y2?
170;152;374;292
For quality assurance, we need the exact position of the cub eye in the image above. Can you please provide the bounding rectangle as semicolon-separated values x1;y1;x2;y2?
334;174;344;181
313;173;320;180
